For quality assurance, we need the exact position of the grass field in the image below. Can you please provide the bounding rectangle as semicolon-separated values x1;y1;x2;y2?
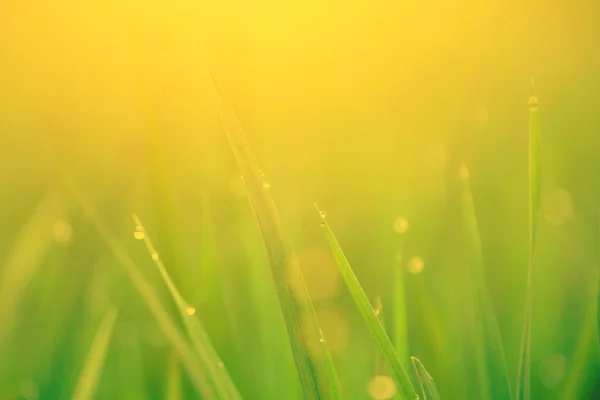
1;1;600;399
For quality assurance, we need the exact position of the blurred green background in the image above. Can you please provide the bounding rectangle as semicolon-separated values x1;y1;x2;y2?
1;0;600;398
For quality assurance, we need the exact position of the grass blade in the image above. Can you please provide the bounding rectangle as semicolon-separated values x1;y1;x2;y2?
63;179;216;399
203;57;342;400
394;221;409;367
132;214;242;400
166;352;182;400
315;205;418;400
516;81;542;400
459;165;512;400
72;307;119;400
411;357;440;400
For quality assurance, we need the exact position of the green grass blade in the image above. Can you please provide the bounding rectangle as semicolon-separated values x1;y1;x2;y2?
394;222;409;368
197;196;218;308
63;179;217;399
132;214;242;400
315;205;418;400
517;81;542;400
459;165;512;400
0;192;66;349
166;352;182;400
560;269;599;399
203;58;342;400
72;307;119;400
411;357;440;400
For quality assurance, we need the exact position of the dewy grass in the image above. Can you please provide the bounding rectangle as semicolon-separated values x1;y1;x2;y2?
516;81;542;400
459;165;512;400
204;56;342;399
315;205;419;400
64;179;216;399
411;357;441;400
132;214;242;400
72;307;119;400
0;192;66;350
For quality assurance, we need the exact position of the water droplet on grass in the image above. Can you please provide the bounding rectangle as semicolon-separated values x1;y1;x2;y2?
529;95;539;111
262;181;271;189
134;231;145;240
151;253;159;261
185;305;196;316
319;329;325;343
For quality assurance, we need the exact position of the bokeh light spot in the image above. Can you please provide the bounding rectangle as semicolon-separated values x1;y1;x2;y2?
367;375;397;399
407;257;425;275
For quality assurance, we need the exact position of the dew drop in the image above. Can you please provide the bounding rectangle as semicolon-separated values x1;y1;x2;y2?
529;95;539;111
262;181;271;189
185;305;196;316
374;297;382;317
151;253;159;261
319;211;327;219
134;231;145;240
319;329;326;343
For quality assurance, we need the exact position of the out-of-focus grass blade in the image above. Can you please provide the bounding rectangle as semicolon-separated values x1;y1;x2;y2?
72;307;118;400
0;192;66;348
411;357;440;400
197;196;218;308
394;223;409;367
132;214;242;400
517;81;542;400
597;210;600;351
166;352;182;400
203;55;342;400
459;165;512;400
560;268;599;399
63;179;216;399
315;205;418;400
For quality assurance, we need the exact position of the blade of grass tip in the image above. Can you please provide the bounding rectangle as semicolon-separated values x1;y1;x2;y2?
61;177;216;400
411;357;441;400
72;307;119;400
394;220;410;368
166;352;182;400
517;80;542;400
132;214;242;400
0;192;66;349
315;205;418;400
202;51;342;400
459;164;512;400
